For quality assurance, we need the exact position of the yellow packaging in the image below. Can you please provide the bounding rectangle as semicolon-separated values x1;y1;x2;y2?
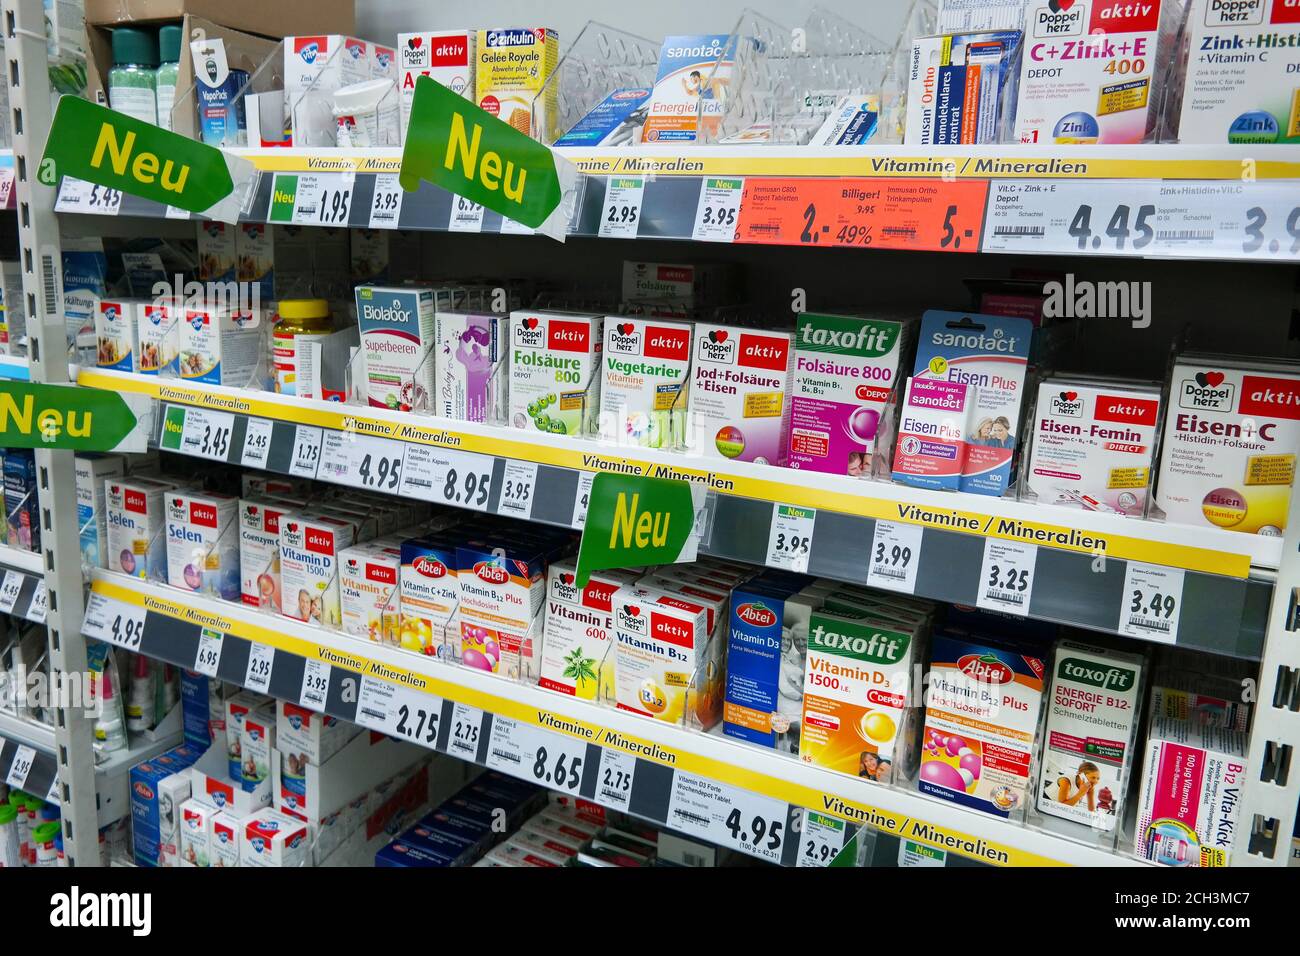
475;29;559;141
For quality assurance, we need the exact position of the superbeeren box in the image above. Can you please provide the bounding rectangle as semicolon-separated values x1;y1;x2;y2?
599;317;693;449
689;323;794;465
509;310;604;436
355;285;438;412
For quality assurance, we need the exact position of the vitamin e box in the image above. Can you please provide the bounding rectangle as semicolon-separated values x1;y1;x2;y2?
1178;0;1300;144
689;323;794;466
598;317;693;449
399;31;475;139
1155;354;1300;534
1027;378;1162;516
340;541;402;644
799;609;920;783
509;310;604;437
279;512;355;629
919;633;1046;818
538;560;640;701
1036;640;1144;833
611;586;716;729
475;28;559;140
1015;0;1184;144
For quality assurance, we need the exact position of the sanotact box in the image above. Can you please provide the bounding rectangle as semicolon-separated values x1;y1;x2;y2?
509;310;603;436
642;35;737;143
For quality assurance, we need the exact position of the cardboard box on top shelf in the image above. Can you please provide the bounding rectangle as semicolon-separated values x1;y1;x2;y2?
85;0;354;37
85;15;277;142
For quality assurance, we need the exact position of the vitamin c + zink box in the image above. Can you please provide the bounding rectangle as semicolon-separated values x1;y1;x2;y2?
356;285;438;412
1155;354;1300;534
599;317;693;449
339;542;402;644
689;324;795;465
399;536;459;658
509;310;604;436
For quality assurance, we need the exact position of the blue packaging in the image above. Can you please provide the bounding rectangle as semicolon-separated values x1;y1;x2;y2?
375;837;465;867
179;669;213;748
3;449;38;552
554;88;652;146
195;53;249;147
404;819;490;858
129;744;204;867
61;239;107;359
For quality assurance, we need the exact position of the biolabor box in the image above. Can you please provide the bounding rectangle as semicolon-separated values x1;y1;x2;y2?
689;324;794;465
611;586;717;730
1156;354;1300;535
355;285;438;412
539;561;639;700
509;310;603;437
1015;0;1185;144
599;317;693;449
1178;0;1300;144
165;490;239;600
279;512;355;629
789;314;909;477
1027;378;1161;515
399;31;475;138
340;542;402;643
1135;716;1247;866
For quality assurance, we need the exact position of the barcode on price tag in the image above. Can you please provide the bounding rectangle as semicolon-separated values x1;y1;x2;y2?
354;676;442;748
56;176;123;215
0;570;24;613
692;177;744;242
598;177;643;239
766;503;815;573
447;702;484;759
667;771;788;864
298;660;330;711
5;745;35;789
179;407;235;461
976;540;1038;616
797;811;847;867
244;643;275;693
595;748;636;810
497;461;538;520
241;418;274;469
287;172;355;225
194;628;223;677
448;195;486;232
82;592;146;651
571;472;596;529
1119;563;1183;644
867;520;923;593
289;426;324;478
487;718;585;794
317;430;352;483
369;174;404;229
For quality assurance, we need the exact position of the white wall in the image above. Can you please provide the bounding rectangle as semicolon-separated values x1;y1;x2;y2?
356;0;911;47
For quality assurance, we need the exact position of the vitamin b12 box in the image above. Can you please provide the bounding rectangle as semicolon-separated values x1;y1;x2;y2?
355;285;438;412
457;538;550;680
509;310;603;436
1015;0;1183;143
611;586;716;729
1156;354;1300;534
1178;0;1300;143
599;317;693;449
689;324;794;465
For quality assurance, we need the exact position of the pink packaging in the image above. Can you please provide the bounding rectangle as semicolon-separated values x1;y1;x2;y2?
891;377;975;491
688;324;794;465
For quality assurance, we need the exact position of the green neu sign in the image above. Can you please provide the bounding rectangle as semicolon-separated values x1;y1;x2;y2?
575;474;706;586
399;75;574;239
38;96;253;220
0;384;141;450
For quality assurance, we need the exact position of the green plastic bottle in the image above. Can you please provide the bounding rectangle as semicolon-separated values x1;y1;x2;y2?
108;27;158;125
155;25;182;132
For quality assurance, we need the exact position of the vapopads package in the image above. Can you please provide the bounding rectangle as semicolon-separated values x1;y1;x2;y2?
1156;354;1300;534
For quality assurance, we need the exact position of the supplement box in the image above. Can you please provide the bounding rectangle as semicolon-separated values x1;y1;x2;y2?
129;747;200;867
435;312;506;424
165;490;239;600
210;812;242;867
1177;0;1300;144
106;476;175;579
399;30;475;138
919;633;1046;818
238;498;292;613
1135;716;1248;866
553;87;653;145
789;313;910;477
235;223;274;303
457;537;550;680
355;285;439;411
196;221;236;283
599;316;693;449
509;310;604;436
906;30;1023;144
3;449;37;552
1026;377;1161;515
137;300;180;376
279;512;356;629
798;609;922;783
642;35;737;143
340;541;402;642
539;560;640;700
178;305;264;387
912;310;1032;495
475;28;559;140
399;535;460;657
225;691;272;782
240;709;277;786
1036;640;1145;834
610;586;717;729
76;453;125;571
178;798;214;867
283;36;372;146
95;297;142;371
891;377;975;491
241;808;310;868
621;261;739;307
1015;0;1185;144
1156;354;1300;534
723;575;823;752
689;324;795;465
0;259;25;355
277;700;361;767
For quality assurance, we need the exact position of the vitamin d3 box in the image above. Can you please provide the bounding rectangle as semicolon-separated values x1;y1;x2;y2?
689;324;794;465
1015;0;1184;143
1027;378;1161;515
106;477;176;579
539;560;640;701
279;512;355;629
436;312;506;424
1178;0;1300;144
789;314;909;477
920;634;1046;818
599;317;693;449
137;300;180;376
1135;716;1247;866
611;586;716;729
165;490;239;600
178;306;264;387
1036;640;1144;833
399;31;475;139
799;609;921;782
475;28;559;140
509;310;604;436
1156;354;1300;534
356;285;438;411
